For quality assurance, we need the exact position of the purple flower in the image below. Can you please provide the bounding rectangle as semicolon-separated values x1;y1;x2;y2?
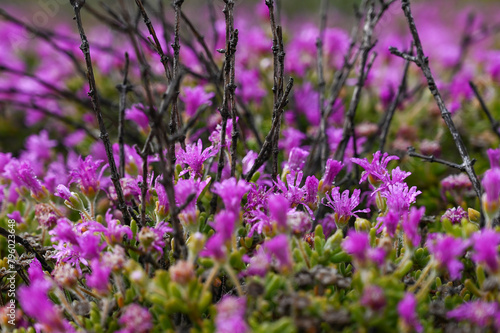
402;206;425;248
34;204;58;230
211;210;237;241
54;184;72;201
200;234;227;261
441;206;467;224
18;260;74;333
447;301;499;328
441;173;472;203
69;156;104;198
482;168;500;221
22;130;56;163
320;159;343;191
118;304;153;333
361;286;386;311
243;248;271;277
376;210;400;237
16;162;46;200
482;168;500;203
286;210;312;235
487;148;500;168
322;188;370;228
180;86;215;117
304;175;319;207
427;234;469;280
177;139;217;178
342;231;370;262
125;103;150;131
215;296;248;333
471;230;500;273
268;193;289;230
381;183;421;215
138;222;172;255
154;176;169;214
280;128;306;156
397;293;422;333
351;151;399;186
287;147;309;171
86;259;111;294
264;235;293;273
213;178;252;214
6;211;24;224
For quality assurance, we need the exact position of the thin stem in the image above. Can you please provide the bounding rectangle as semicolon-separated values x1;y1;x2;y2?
391;0;483;225
224;264;243;296
117;52;132;178
70;1;130;226
201;263;220;296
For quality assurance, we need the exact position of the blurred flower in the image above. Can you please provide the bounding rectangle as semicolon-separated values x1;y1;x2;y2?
86;259;111;294
402;206;425;248
447;301;498;328
180;86;215;117
471;230;500;273
213;178;252;214
215;296;248;333
118;304;153;333
427;234;469;280
398;293;422;333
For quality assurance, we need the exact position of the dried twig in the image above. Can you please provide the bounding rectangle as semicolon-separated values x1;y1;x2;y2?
0;227;52;273
390;0;482;222
117;53;132;178
407;147;476;172
379;47;412;152
469;81;500;140
70;0;131;226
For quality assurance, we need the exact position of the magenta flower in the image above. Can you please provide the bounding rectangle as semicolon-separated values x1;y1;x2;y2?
268;193;289;230
342;231;370;262
448;301;499;328
286;210;312;235
177;139;217;178
16;162;46;200
287;147;309;171
320;159;343;191
361;285;386;311
441;206;468;224
482;168;500;203
200;234;227;262
322;187;370;228
154;176;169;213
211;210;237;241
441;173;472;203
109;177;141;203
117;304;153;333
264;235;293;273
471;230;500;273
342;231;386;266
381;183;421;215
18;260;74;333
125;103;150;131
376;210;400;237
487;148;500;168
180;86;215;117
397;293;422;333
69;155;104;198
276;171;306;207
138;222;172;255
54;184;72;201
86;259;111;294
7;210;24;224
427;234;469;280
243;247;271;277
402;206;425;248
22;130;56;162
215;296;248;333
304;175;319;207
280;128;306;156
212;178;252;214
351;151;399;185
